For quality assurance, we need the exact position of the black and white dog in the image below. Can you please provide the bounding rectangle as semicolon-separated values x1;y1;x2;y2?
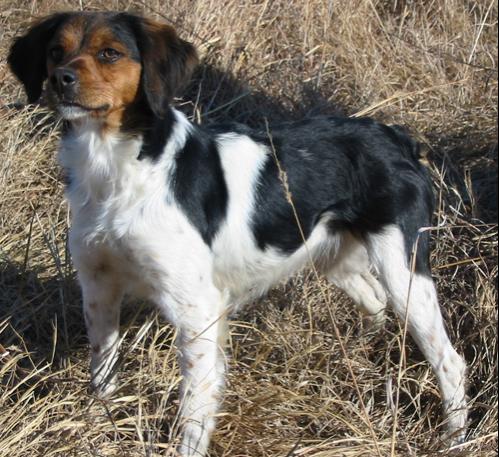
8;11;467;456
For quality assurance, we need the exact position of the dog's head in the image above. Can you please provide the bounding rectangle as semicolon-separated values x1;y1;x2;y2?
8;12;198;127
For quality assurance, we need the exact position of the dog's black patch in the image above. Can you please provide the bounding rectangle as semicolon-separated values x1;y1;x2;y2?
171;127;228;246
239;117;433;275
136;107;176;161
132;110;229;247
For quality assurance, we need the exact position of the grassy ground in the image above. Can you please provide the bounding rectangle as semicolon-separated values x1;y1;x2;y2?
0;0;497;456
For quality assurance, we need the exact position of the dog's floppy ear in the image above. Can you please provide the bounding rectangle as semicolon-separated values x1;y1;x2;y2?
8;13;69;103
132;17;199;117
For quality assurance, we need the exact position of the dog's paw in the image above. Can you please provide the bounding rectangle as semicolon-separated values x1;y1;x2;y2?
362;309;386;333
90;376;118;399
177;420;212;457
442;428;467;449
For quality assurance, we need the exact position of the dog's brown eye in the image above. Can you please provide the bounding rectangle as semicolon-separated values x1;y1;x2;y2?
49;46;64;63
98;48;122;62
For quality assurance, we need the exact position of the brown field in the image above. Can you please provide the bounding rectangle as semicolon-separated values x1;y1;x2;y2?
0;1;497;456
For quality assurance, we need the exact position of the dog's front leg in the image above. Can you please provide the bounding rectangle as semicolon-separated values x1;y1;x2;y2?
175;294;227;456
78;269;124;398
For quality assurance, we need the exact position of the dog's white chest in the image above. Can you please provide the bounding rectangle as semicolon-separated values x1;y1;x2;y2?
59;126;212;302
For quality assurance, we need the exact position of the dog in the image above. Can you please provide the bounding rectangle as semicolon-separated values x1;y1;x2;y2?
8;11;468;456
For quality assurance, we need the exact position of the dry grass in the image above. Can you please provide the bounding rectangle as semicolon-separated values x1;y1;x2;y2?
0;0;497;456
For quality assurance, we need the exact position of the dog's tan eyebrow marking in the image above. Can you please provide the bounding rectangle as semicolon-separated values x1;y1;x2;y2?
87;27;123;49
54;16;86;53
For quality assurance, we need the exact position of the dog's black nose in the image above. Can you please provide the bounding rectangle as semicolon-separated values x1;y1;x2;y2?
50;68;78;98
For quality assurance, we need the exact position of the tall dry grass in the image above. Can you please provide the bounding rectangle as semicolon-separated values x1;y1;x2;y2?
0;1;497;456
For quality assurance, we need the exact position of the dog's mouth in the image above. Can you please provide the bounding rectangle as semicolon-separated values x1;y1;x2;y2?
55;101;110;120
60;101;109;111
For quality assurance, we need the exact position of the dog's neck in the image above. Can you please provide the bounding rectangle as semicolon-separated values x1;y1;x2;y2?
58;106;192;207
60;105;192;161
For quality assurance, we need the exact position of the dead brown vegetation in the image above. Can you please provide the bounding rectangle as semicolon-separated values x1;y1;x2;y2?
0;1;497;456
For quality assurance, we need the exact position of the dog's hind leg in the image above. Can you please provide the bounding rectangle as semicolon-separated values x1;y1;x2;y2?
367;226;468;444
326;231;387;328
